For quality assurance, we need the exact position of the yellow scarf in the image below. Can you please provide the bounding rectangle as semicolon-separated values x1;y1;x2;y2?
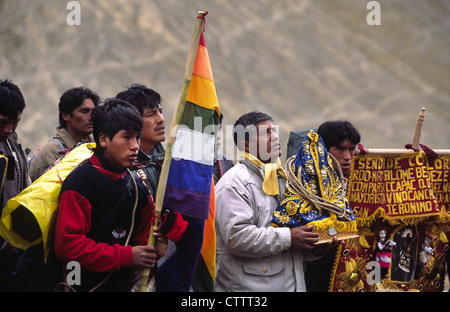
241;151;287;196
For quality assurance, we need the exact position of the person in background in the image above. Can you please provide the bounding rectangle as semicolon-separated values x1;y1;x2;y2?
0;79;32;291
305;120;361;292
29;87;100;181
116;84;165;200
190;113;234;292
213;113;234;184
317;120;361;180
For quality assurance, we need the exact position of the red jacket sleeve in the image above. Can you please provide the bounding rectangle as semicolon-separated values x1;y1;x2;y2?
54;190;133;272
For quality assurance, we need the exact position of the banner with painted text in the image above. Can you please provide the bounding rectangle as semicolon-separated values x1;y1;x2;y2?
330;152;449;292
347;152;441;223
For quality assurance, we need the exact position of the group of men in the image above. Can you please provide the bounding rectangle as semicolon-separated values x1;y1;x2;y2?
214;114;360;292
0;78;367;292
0;81;167;291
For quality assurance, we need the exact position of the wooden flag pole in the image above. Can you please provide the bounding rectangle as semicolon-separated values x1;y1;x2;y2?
139;11;207;292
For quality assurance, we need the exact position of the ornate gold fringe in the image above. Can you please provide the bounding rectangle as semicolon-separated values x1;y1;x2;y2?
309;213;358;233
328;244;344;292
355;207;445;228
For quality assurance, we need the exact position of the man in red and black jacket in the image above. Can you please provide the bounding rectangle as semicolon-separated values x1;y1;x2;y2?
54;99;161;292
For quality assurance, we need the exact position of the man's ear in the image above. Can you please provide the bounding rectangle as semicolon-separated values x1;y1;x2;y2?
61;112;72;122
98;132;109;148
242;140;250;153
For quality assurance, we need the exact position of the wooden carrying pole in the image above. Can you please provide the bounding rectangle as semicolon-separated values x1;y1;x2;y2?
139;11;207;292
356;148;450;155
412;107;426;151
356;107;450;155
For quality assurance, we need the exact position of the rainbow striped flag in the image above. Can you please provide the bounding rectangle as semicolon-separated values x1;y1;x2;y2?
156;12;219;292
192;182;216;291
163;30;219;220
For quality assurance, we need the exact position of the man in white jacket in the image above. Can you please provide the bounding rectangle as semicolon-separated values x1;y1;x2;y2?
215;111;322;292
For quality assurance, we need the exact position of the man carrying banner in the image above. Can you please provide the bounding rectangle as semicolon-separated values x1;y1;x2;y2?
214;111;321;292
317;120;361;180
305;120;361;292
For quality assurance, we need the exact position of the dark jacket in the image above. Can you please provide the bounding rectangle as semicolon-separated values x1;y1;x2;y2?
54;154;153;292
130;142;165;200
0;133;31;210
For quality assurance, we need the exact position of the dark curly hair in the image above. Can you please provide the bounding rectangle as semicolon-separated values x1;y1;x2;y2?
90;98;143;153
0;79;26;120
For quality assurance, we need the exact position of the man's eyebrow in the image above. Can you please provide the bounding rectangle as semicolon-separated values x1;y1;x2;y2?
0;118;20;123
337;144;356;149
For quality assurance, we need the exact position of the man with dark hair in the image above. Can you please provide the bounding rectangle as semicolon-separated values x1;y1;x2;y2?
305;120;361;292
29;87;100;181
54;99;159;292
214;111;320;292
0;79;30;208
232;111;274;159
317;120;361;178
116;84;165;199
0;79;32;291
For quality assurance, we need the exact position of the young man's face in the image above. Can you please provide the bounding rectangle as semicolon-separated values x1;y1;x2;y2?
140;105;165;152
100;129;140;170
328;139;356;176
63;98;96;138
0;112;21;142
